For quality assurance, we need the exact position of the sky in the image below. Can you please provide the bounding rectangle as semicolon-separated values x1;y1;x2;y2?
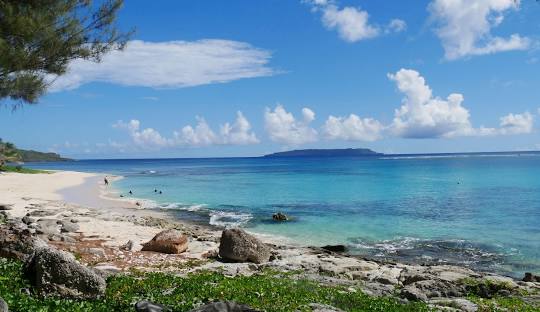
1;0;540;159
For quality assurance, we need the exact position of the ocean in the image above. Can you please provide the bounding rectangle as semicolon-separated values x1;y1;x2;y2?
28;152;540;278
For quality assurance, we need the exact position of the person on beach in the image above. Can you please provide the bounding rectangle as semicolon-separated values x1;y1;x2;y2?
104;177;109;186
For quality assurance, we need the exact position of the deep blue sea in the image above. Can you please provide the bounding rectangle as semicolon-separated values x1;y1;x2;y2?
28;152;540;278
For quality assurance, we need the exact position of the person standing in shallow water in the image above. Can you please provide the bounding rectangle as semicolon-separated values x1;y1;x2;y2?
104;177;109;186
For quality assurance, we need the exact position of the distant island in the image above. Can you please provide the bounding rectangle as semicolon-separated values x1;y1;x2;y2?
263;148;382;158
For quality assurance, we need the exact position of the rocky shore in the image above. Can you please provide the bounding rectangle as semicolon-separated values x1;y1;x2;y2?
0;171;539;311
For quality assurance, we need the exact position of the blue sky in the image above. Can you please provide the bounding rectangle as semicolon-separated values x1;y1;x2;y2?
1;0;540;158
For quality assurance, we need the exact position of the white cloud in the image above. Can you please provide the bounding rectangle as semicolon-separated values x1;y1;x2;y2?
113;120;169;149
264;105;318;145
48;40;276;92
387;68;535;138
173;117;218;147
321;5;380;42
114;112;259;149
498;112;534;134
306;1;405;42
323;114;383;141
386;19;407;34
220;112;260;145
429;0;531;60
388;68;476;138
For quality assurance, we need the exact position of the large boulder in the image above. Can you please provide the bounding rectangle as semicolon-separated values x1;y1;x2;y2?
141;229;188;254
218;229;270;264
24;247;106;299
189;301;258;312
0;297;7;312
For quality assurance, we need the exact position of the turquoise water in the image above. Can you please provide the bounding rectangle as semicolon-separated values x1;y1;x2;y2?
29;153;540;277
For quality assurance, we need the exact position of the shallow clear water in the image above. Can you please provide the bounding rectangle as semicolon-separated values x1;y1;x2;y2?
29;153;540;277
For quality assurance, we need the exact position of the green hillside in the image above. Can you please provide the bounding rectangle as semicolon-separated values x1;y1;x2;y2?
0;139;71;164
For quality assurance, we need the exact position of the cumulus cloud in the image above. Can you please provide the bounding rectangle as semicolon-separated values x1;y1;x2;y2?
306;1;405;42
323;114;383;141
388;68;476;138
321;5;380;42
429;0;531;60
264;105;318;145
113;112;259;149
498;112;534;135
113;120;169;149
48;40;276;92
387;68;535;138
220;112;260;145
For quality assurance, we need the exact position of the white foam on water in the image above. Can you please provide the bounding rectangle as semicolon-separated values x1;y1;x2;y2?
209;211;252;227
158;202;206;212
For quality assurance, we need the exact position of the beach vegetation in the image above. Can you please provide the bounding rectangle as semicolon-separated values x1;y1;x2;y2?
0;165;47;174
0;0;133;107
0;258;431;312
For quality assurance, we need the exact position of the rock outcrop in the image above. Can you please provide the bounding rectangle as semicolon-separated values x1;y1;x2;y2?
0;221;47;261
218;229;270;264
523;272;540;283
24;247;106;299
141;229;188;254
272;212;288;221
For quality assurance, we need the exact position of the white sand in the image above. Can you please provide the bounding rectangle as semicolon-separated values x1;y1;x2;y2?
0;171;162;248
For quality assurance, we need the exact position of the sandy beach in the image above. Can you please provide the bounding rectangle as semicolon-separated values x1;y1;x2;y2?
0;171;221;265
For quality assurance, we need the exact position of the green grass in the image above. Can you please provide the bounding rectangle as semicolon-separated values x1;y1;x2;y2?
0;165;48;174
0;258;430;312
469;296;540;312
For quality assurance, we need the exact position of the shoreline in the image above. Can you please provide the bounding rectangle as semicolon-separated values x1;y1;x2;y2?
1;170;540;311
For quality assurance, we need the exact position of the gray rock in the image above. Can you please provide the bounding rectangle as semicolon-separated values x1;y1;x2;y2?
309;303;344;311
28;210;58;217
430;298;478;312
35;219;61;235
22;215;35;225
0;204;13;211
406;279;465;299
93;264;121;278
24;247;106;299
189;301;258;312
272;212;288;221
219;228;270;264
523;272;540;283
120;240;134;251
59;221;79;233
400;285;428;302
84;247;106;257
141;229;188;254
135;300;170;312
0;297;7;312
0;224;47;261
